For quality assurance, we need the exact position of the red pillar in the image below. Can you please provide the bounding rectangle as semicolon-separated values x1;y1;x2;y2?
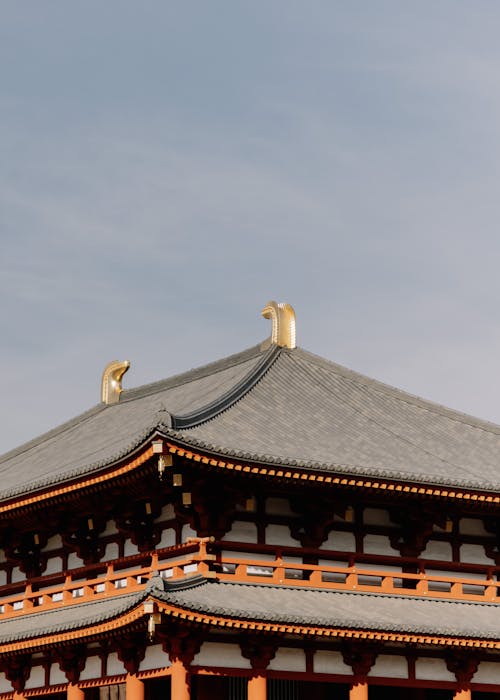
248;673;266;700
126;674;145;700
349;681;368;700
171;658;190;700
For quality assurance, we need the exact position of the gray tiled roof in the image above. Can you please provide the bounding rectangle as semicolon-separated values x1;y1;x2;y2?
3;340;500;498
155;578;500;640
0;593;142;645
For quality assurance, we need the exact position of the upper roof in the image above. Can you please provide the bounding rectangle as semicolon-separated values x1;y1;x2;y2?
3;323;500;499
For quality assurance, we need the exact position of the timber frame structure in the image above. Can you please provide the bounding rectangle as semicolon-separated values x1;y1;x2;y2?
2;303;500;699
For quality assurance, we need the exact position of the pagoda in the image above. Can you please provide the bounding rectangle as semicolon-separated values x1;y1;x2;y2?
0;301;500;700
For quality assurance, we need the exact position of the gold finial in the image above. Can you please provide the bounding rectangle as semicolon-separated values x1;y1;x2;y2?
261;301;296;349
101;360;130;405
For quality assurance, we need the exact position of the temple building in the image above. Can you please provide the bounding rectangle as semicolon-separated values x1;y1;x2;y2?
1;301;500;700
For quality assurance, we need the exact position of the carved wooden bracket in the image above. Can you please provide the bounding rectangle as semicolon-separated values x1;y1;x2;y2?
115;500;162;553
3;530;48;578
61;516;107;566
389;506;442;558
180;478;240;540
240;634;278;671
116;632;147;675
290;497;344;548
0;655;32;693
158;623;202;665
445;651;480;688
341;642;377;680
55;645;87;684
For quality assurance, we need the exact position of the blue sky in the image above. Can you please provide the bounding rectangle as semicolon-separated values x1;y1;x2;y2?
2;3;500;452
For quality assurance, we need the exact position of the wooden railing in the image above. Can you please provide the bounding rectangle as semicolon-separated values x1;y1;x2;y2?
1;539;500;621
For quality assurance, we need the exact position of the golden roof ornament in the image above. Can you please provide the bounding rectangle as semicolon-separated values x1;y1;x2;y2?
261;300;296;349
101;360;130;405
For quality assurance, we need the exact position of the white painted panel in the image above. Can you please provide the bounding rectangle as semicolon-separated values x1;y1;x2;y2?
141;644;170;671
124;540;139;556
415;658;455;681
103;542;120;561
363;508;392;526
25;665;45;689
107;652;125;676
0;571;7;586
11;567;24;583
193;642;251;669
369;655;407;679
0;550;6;564
181;524;197;542
102;520;118;536
0;672;11;693
67;552;83;569
363;534;394;556
266;498;293;516
321;530;356;552
43;535;62;552
80;655;102;681
158;528;176;548
474;661;500;684
314;651;351;675
222;521;258;543
460;518;488;536
156;504;175;521
45;556;63;575
421;540;452;561
50;663;67;685
268;648;306;672
266;524;297;547
460;543;492;565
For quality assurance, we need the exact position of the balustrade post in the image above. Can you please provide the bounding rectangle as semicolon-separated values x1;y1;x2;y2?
126;674;144;700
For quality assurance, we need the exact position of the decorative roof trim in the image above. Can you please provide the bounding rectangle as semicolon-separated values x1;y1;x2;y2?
101;360;130;405
261;301;296;349
171;346;281;429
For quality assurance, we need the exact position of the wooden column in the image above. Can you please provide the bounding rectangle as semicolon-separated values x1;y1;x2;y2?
126;674;145;700
171;658;190;700
67;685;85;700
453;690;471;700
248;673;267;700
349;682;368;700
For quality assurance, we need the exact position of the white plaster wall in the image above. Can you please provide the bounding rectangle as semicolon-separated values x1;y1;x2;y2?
421;540;452;561
320;530;356;551
45;556;63;575
0;672;11;693
43;535;63;552
158;528;176;548
67;552;83;569
314;651;351;675
156;504;175;521
222;521;258;543
141;644;170;671
460;518;488;536
80;655;102;681
363;534;394;556
25;665;45;689
193;642;251;669
473;661;500;684
103;542;120;561
106;652;125;677
266;498;293;516
415;658;455;682
102;520;118;536
11;566;24;583
123;540;139;556
268;648;306;673
0;550;6;564
266;524;298;547
369;655;407;679
0;571;7;586
460;543;492;565
363;508;392;526
181;524;197;542
49;663;67;685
